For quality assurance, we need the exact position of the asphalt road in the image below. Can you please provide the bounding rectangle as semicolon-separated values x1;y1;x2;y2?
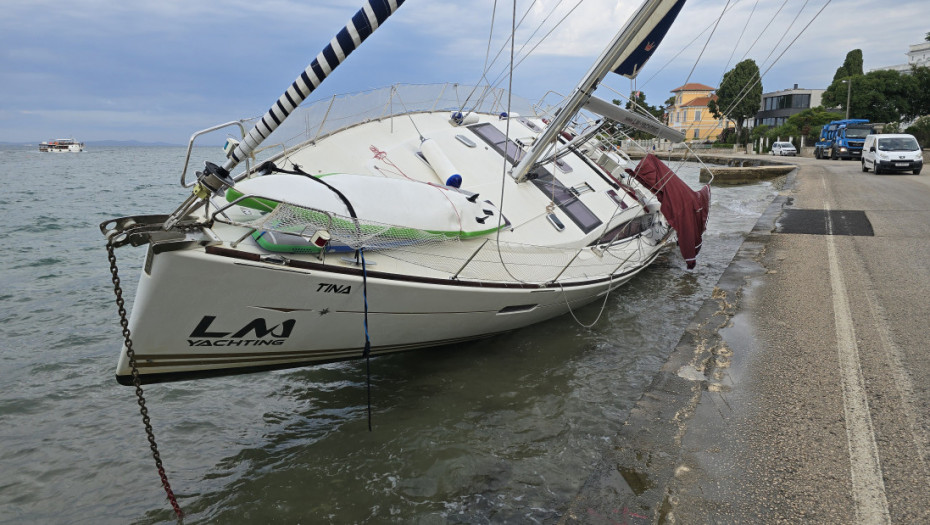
564;154;930;524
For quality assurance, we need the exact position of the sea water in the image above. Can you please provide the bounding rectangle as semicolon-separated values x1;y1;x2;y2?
0;145;781;523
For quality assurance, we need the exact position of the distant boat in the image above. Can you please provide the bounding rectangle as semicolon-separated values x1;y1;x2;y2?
40;138;84;152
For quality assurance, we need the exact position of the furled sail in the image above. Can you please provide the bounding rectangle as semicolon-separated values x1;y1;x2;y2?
610;0;686;78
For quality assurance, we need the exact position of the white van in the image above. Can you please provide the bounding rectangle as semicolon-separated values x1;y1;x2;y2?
861;134;923;174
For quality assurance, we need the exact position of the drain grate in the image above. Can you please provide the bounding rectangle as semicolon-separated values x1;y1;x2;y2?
776;209;874;236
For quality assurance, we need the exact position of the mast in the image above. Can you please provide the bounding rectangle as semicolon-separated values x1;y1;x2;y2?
511;0;686;182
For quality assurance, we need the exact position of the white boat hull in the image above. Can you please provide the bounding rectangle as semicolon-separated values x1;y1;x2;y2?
105;88;704;384
41;139;84;152
116;237;665;384
47;144;84;152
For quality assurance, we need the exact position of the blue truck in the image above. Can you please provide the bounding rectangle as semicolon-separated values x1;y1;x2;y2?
814;119;875;160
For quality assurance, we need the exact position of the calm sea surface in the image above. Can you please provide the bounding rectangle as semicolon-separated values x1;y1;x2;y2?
0;144;780;523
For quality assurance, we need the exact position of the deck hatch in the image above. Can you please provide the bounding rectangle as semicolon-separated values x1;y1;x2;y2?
468;123;601;233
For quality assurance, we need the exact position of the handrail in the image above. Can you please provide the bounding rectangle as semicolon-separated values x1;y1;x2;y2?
178;84;536;185
179;121;250;188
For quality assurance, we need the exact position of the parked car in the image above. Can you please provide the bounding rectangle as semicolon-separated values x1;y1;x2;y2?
861;134;923;175
771;142;797;156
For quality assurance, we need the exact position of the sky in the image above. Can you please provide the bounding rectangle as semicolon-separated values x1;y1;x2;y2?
1;0;928;144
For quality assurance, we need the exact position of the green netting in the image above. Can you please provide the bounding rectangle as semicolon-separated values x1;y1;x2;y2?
215;198;666;284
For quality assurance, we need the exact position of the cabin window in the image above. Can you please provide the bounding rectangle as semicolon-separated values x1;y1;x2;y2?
469;122;526;164
589;213;656;246
468;123;602;233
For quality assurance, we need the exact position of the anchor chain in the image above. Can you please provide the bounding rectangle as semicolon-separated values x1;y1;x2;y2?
106;240;184;521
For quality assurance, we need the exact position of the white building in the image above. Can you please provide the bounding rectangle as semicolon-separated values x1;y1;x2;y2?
871;41;930;73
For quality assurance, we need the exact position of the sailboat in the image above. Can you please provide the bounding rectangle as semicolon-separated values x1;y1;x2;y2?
101;0;709;385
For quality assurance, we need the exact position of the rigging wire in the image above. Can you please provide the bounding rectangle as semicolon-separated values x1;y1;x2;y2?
702;0;792;127
738;0;790;64
474;0;587;110
456;0;499;115
717;0;829;129
682;0;733;88
689;0;759;142
487;0;587;87
460;0;541;113
722;0;760;74
695;0;829;147
391;89;425;142
493;0;523;283
755;0;811;75
636;0;743;91
600;84;716;186
622;0;827;146
490;0;635;296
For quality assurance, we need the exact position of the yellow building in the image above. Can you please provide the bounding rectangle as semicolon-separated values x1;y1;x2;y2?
667;83;733;142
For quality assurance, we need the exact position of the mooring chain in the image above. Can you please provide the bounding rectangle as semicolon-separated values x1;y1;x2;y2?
106;240;184;522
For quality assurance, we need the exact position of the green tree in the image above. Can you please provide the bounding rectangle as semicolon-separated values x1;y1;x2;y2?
750;124;771;145
821;74;858;112
858;71;912;122
832;49;864;82
707;59;762;143
905;116;930;147
822;69;914;123
906;65;930;119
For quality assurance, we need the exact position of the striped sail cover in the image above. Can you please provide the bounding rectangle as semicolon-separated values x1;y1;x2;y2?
611;0;686;79
224;0;405;171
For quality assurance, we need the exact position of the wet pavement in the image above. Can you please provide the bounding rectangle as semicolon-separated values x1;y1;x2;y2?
563;155;930;523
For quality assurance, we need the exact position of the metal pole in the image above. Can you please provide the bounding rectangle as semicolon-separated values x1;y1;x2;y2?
452;239;489;280
314;95;338;143
845;79;851;120
549;248;585;284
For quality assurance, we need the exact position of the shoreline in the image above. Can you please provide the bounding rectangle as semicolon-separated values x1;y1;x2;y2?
564;153;930;523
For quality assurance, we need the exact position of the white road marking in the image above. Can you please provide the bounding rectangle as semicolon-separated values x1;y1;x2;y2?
822;178;891;524
861;280;930;480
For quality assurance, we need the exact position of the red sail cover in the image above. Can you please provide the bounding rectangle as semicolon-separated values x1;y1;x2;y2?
630;154;710;269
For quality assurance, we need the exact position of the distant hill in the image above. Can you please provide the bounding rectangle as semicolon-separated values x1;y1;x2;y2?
86;140;182;147
1;140;204;147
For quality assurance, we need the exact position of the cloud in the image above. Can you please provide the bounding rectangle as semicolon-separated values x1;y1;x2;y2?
2;0;929;142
